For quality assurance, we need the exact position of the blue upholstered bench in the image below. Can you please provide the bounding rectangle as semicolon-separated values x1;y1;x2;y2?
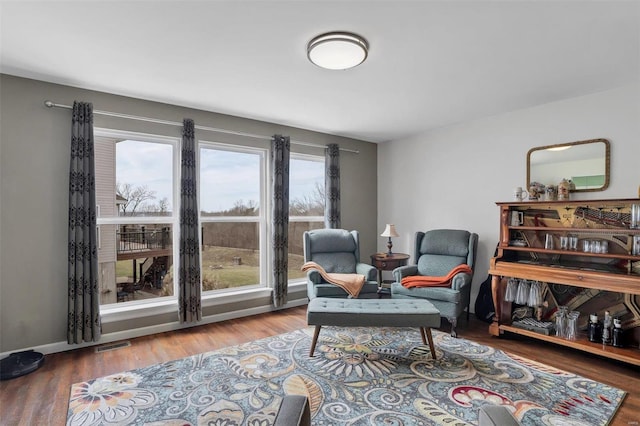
306;298;440;358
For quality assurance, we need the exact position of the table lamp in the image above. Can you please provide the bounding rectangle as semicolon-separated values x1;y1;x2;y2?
380;224;399;256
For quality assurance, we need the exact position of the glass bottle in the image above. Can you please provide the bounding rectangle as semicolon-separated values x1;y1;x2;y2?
602;311;612;345
588;313;602;343
612;319;624;348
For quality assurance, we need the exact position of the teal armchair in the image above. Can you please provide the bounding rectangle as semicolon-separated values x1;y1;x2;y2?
391;229;478;337
303;229;379;299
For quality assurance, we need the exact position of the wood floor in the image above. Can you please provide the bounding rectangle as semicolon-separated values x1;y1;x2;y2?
1;306;638;425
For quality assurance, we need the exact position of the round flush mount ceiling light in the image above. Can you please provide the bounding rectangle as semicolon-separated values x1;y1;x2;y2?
307;32;369;70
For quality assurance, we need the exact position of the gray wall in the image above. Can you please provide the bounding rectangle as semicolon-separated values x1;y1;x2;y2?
0;74;378;353
378;82;640;309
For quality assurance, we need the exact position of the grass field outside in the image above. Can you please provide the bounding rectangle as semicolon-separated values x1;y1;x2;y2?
116;246;307;297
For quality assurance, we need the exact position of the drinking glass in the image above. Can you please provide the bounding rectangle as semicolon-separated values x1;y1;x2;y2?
582;240;591;252
505;277;518;302
631;204;640;229
569;235;578;251
566;311;580;341
545;234;554;250
516;280;530;305
592;240;601;254
560;236;569;250
555;306;568;338
527;281;542;307
633;235;640;256
600;240;609;254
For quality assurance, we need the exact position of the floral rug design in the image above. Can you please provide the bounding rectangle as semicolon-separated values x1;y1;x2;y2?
67;327;626;425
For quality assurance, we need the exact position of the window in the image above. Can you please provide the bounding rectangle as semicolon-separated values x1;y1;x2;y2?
95;131;178;306
96;129;325;308
571;175;606;190
199;143;267;293
288;154;325;282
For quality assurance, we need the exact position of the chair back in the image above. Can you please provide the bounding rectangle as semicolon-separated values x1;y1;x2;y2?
303;229;360;274
414;229;477;276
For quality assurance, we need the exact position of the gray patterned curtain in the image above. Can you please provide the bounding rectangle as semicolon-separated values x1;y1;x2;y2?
325;143;341;228
68;101;101;344
178;118;202;323
271;135;290;307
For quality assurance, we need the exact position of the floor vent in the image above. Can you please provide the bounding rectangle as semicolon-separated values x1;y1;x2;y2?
95;341;131;353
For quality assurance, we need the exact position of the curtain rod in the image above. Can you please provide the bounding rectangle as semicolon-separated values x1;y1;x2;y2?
43;100;359;154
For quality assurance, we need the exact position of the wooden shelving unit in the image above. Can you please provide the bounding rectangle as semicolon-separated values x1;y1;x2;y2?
498;325;640;365
489;198;640;366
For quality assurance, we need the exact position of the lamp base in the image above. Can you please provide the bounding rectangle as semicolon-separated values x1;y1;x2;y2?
386;238;393;256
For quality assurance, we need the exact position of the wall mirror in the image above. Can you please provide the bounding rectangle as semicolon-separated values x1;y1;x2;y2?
527;138;610;192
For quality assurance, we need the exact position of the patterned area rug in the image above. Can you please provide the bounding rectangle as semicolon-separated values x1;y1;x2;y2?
67;327;626;425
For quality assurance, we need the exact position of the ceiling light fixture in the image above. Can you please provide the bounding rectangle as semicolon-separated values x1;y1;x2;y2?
307;31;369;70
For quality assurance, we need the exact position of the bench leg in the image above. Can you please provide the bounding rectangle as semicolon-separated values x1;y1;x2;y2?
309;325;322;357
420;327;437;359
419;327;427;345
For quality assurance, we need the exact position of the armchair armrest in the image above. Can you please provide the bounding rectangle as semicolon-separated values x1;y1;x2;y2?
478;405;520;426
392;265;418;282
306;270;322;284
451;272;473;291
274;395;311;426
356;263;377;281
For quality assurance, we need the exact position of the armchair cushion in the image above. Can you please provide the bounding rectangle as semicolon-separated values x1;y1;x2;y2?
307;268;377;286
419;229;471;257
416;229;474;276
391;283;463;303
418;254;467;276
310;252;357;274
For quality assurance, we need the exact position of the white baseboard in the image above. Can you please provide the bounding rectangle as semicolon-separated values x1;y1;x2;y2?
0;298;309;358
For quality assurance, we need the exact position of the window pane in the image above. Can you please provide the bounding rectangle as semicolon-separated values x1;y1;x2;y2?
115;139;173;217
288;156;325;282
98;223;174;305
96;133;177;307
200;148;261;215
288;221;324;281
289;157;325;216
201;222;260;290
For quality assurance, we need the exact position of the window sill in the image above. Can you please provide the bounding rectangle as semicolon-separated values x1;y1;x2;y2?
101;282;307;324
101;298;178;323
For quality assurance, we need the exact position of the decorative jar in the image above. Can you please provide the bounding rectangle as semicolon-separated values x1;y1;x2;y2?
557;179;571;201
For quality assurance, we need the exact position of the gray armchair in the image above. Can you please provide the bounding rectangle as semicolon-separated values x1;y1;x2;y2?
274;395;311;426
391;229;478;337
303;229;379;299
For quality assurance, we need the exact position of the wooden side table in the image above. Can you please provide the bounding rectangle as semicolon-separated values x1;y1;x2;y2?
370;253;410;294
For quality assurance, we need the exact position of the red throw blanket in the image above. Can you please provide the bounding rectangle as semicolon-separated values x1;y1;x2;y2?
401;264;473;289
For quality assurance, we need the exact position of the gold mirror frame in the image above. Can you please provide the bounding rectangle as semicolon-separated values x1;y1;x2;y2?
526;138;610;193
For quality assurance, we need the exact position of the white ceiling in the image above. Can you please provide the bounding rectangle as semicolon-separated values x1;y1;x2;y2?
1;1;638;143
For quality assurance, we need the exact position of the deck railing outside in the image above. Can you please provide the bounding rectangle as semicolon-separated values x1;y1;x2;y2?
117;227;171;253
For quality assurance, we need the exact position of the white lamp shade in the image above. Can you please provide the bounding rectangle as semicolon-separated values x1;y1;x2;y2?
380;224;399;238
307;32;368;70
